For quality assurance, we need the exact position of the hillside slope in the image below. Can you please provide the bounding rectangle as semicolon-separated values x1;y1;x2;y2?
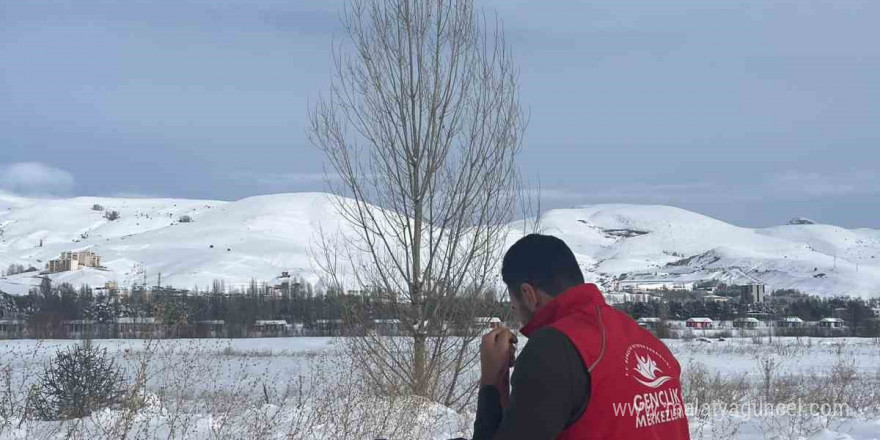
2;192;878;297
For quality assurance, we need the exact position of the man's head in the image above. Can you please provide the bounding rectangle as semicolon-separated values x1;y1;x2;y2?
501;234;584;325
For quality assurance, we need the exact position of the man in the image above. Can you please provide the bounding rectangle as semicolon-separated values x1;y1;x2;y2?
473;234;690;439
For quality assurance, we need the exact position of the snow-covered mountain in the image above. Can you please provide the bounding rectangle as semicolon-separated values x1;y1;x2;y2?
526;205;880;298
1;192;878;298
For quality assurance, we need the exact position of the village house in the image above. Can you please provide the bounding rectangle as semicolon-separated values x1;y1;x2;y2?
46;250;102;273
702;294;729;304
819;317;845;329
733;317;761;329
251;320;292;337
637;317;662;330
778;316;805;328
686;317;714;329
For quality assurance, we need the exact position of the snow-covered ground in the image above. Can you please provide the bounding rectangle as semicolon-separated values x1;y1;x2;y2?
1;337;878;439
1;191;879;297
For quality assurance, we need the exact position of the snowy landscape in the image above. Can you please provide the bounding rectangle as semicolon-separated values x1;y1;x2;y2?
2;192;880;440
2;191;879;298
4;0;880;438
1;336;879;439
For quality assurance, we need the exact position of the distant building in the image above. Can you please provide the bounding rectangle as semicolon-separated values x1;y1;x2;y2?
686;317;713;329
733;317;761;329
94;281;119;294
252;320;292;337
619;281;695;292
637;317;662;330
702;295;729;303
778;316;805;328
740;284;766;304
872;307;880;318
819;317;845;329
604;292;660;305
46;250;102;273
270;271;299;297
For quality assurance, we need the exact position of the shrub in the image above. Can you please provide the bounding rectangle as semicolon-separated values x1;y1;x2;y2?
104;210;120;221
91;204;104;211
31;341;126;420
178;215;193;223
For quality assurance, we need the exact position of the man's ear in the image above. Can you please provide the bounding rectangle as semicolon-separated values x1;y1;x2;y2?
519;283;539;310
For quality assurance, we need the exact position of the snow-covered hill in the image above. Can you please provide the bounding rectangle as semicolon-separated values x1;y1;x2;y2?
527;205;880;297
1;192;878;297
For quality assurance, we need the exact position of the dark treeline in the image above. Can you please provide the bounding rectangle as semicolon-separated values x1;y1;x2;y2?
0;276;504;338
616;290;880;337
3;279;879;338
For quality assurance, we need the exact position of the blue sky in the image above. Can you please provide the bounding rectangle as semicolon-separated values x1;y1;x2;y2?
2;0;878;228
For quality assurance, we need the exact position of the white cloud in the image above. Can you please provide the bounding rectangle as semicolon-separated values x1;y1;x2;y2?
768;171;879;198
532;182;726;205
233;170;341;190
532;171;880;208
0;162;75;195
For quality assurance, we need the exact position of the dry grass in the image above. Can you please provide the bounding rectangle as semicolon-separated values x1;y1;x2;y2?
679;338;880;440
0;339;469;439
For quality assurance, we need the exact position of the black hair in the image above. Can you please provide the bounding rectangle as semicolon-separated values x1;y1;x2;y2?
501;233;584;297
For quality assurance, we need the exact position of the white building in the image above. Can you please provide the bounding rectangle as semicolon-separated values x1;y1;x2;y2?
819;317;845;329
778;316;805;328
604;292;660;305
619;280;695;292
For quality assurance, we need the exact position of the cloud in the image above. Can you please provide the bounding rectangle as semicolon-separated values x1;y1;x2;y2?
0;162;75;195
532;182;726;205
532;171;880;208
233;170;340;190
108;191;164;199
767;171;879;198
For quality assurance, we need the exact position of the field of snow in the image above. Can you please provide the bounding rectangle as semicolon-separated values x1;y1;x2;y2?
1;336;878;439
1;191;879;297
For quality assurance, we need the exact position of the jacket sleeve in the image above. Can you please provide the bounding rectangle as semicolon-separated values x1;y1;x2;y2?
472;327;590;440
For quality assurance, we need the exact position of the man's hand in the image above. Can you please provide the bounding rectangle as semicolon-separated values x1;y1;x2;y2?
480;326;517;403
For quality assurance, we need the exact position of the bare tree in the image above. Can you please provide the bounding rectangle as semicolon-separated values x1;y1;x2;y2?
309;0;526;408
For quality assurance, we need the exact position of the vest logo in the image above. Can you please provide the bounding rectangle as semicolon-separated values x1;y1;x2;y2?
624;344;673;389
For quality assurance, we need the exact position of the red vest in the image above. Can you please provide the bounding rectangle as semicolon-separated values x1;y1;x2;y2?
520;284;690;440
